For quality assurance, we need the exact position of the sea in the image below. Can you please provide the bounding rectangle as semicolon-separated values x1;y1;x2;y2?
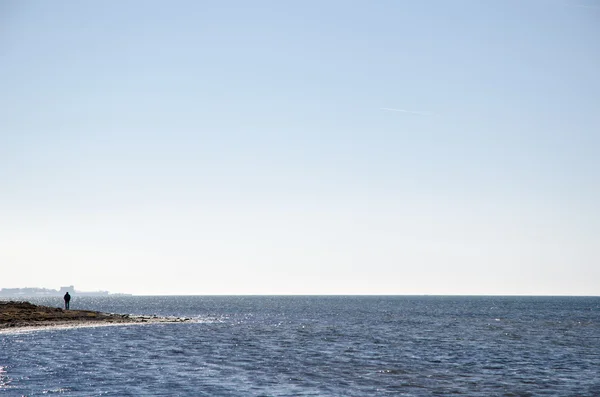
1;296;599;396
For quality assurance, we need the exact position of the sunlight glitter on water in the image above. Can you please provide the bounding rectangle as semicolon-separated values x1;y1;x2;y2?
0;366;11;390
2;296;599;396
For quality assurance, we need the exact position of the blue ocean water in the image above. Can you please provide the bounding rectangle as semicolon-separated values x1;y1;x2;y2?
1;296;599;396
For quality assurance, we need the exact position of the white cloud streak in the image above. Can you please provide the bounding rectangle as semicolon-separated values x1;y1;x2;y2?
381;107;433;116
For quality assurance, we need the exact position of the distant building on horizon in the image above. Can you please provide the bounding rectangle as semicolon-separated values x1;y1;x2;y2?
59;286;75;295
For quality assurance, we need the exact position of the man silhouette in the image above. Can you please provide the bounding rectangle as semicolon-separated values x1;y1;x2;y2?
64;292;71;310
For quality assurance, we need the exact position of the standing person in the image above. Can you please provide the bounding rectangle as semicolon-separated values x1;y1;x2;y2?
64;292;71;310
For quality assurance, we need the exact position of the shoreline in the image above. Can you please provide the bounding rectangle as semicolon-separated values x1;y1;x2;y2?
0;301;192;333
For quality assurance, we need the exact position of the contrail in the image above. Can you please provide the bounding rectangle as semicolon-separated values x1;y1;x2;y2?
563;1;600;9
381;107;433;116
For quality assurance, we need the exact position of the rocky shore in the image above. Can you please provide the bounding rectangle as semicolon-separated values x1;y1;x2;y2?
0;301;192;332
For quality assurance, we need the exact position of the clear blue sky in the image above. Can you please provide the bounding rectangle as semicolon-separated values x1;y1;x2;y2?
1;0;598;295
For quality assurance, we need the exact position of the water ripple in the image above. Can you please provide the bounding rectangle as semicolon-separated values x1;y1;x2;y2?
1;296;599;396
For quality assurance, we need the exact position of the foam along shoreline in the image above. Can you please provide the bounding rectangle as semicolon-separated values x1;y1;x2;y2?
0;301;192;333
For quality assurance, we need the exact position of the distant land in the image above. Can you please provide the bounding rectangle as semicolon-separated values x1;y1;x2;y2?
0;285;131;297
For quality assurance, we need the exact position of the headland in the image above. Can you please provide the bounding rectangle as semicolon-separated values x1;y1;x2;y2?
0;301;191;332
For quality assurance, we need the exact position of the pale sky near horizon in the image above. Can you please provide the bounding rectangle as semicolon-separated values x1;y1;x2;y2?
1;0;599;295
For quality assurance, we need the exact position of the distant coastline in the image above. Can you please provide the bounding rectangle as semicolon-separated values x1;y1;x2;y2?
0;285;131;298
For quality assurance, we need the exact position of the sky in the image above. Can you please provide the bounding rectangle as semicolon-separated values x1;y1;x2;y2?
1;0;599;295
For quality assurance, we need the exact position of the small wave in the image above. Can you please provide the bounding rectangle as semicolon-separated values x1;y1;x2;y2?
42;387;72;394
193;315;227;324
378;368;409;375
